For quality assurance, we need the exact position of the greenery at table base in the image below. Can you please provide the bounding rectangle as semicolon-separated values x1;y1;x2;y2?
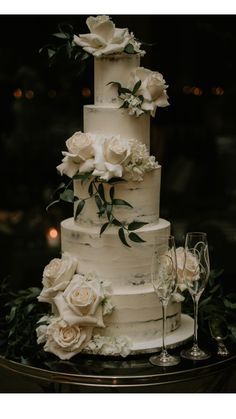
0;270;236;363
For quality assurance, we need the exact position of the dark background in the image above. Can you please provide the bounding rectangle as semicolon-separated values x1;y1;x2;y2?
0;14;236;291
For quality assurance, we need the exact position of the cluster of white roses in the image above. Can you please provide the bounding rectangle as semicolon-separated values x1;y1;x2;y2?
122;67;170;118
73;15;145;57
36;252;114;360
56;131;158;182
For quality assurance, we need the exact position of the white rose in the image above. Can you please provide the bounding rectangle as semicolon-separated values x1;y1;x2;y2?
63;131;94;163
128;67;169;117
176;247;200;290
104;136;131;165
38;252;78;304
53;274;105;328
91;136;126;181
43;318;93;360
56;132;95;178
73;15;137;57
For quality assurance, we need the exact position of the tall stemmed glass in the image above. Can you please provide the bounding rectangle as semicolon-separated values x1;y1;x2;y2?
150;235;180;367
180;232;211;360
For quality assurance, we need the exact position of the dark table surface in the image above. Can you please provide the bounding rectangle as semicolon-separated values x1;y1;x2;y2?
1;340;236;392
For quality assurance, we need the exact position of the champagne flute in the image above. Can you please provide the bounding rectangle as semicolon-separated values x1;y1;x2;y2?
180;232;211;360
149;235;180;367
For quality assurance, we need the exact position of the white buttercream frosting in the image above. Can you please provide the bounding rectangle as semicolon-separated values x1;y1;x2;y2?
84;105;150;150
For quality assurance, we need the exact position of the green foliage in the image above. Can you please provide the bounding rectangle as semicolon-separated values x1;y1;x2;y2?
0;278;50;362
182;269;236;341
47;172;147;247
39;22;91;75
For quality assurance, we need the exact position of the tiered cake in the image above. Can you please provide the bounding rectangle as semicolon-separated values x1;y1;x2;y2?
36;16;181;360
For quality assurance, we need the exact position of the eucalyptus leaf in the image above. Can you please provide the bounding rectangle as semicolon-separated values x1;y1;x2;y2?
119;87;132;95
46;199;60;211
88;181;93;197
106;204;112;221
108;177;126;184
60;189;74;203
112;219;123;227
110;186;115;200
98;183;105;201
223;298;236;310
95;195;103;211
118;228;131;247
128;221;148;231
48;48;56;58
124;43;135;54
112;199;133;208
75;199;85;219
100;222;110;236
132;80;142;95
53;32;69;39
128;232;146;243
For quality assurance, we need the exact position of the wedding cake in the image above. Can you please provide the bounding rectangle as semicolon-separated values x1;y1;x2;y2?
36;16;181;360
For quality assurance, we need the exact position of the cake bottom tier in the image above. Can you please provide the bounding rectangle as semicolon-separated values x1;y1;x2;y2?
61;217;181;356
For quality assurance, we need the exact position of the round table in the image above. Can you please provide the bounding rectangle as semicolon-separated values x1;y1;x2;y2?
1;342;236;392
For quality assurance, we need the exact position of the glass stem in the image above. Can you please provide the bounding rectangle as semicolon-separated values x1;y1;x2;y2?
161;300;168;356
193;294;200;349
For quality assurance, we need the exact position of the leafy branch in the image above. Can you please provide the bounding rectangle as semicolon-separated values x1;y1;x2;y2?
39;23;90;75
0;278;50;362
47;172;148;247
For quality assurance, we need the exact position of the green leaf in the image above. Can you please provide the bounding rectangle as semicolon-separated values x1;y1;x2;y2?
75;199;85;219
223;298;236;310
100;222;110;236
128;221;148;231
73;172;91;182
112;199;133;208
46;199;60;211
229;326;236;339
128;232;146;243
110;186;115;201
120;101;129;109
108;177;126;184
124;43;135;54
119;87;132;95
106;81;121;88
118;228;131;247
88;181;93;197
53;32;69;39
98;183;105;201
112;219;123;227
6;306;17;323
60;189;74;203
47;48;56;58
132;80;142;95
95;195;103;211
106;204;112;221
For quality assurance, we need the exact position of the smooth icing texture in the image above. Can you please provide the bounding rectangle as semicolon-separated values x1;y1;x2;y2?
73;166;161;225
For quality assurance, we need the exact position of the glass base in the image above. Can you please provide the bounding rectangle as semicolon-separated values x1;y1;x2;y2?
150;352;180;367
180;345;211;361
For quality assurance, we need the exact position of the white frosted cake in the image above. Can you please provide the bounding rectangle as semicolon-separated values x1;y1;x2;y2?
36;16;181;360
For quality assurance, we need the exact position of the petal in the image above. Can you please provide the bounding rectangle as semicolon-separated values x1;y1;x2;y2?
79;158;95;173
92;19;115;43
56;157;79;178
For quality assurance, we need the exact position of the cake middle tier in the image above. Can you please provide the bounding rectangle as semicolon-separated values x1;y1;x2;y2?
73;166;161;226
61;217;170;287
84;105;150;150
